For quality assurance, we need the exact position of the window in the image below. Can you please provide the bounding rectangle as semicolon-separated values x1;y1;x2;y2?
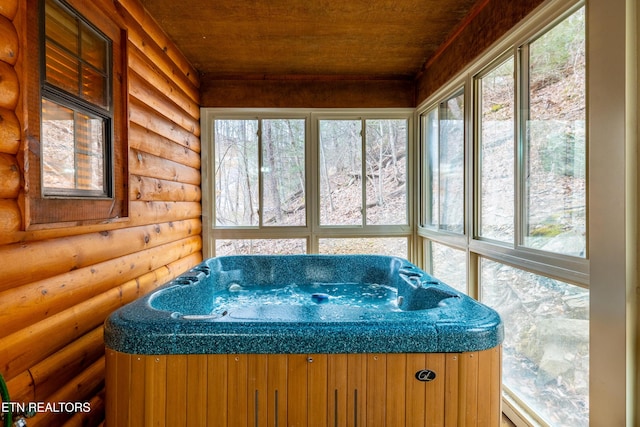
481;259;589;426
213;118;306;228
422;90;465;234
423;240;467;294
477;56;515;243
203;110;412;257
319;118;408;227
521;9;586;256
25;0;127;227
42;0;111;197
418;3;587;425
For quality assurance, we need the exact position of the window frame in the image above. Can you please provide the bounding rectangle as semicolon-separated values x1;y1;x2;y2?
201;108;414;257
417;0;591;424
420;87;466;236
418;5;588;289
24;0;128;228
41;0;113;199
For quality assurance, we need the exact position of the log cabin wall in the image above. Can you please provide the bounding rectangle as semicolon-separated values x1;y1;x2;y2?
0;0;202;425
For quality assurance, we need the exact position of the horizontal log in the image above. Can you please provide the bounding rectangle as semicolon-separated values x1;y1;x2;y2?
0;288;122;381
128;44;199;121
129;200;202;225
30;326;105;401
4;370;33;403
0;219;201;290
130;149;201;185
131;175;201;202
7;326;104;403
27;357;104;427
0;106;20;154
129;122;200;168
129;69;200;137
115;0;199;94
61;389;105;427
0;255;199;381
0;203;203;246
3;257;199;415
0;14;17;65
0;60;19;110
0;0;18;21
0;198;20;233
135;251;202;297
0;152;19;198
0;236;201;338
129;97;200;152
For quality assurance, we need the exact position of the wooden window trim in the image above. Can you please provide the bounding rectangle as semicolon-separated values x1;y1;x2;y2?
23;0;128;229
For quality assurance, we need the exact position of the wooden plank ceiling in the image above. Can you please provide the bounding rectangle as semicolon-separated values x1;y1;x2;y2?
139;0;481;80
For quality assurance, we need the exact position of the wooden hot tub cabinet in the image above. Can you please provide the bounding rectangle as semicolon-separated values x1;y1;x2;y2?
105;346;501;426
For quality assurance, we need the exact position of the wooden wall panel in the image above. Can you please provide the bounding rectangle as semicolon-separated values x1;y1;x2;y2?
415;0;545;104
200;77;416;108
105;349;502;427
0;0;201;425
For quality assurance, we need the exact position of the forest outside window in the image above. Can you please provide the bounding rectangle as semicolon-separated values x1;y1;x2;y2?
213;118;307;228
27;0;127;226
207;111;412;256
319;118;408;227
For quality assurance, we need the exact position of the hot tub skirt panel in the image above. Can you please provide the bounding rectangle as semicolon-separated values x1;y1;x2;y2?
105;346;502;427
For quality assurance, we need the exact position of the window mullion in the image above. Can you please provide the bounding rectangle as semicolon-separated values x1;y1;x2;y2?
257;119;263;228
76;16;82;97
515;44;529;250
73;110;79;188
361;119;366;227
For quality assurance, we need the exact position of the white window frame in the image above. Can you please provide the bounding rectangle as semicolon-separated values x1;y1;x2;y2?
200;108;415;257
416;0;637;424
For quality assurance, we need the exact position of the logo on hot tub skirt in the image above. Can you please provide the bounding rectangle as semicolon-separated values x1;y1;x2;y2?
415;369;437;382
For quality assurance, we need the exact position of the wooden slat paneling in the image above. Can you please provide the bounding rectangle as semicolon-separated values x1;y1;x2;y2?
248;354;268;427
227;355;248;427
186;355;208;426
207;355;228;426
328;353;348;427
287;354;308;426
425;353;446;427
307;354;328;427
105;349;502;427
405;353;427;427
267;354;288;427
385;354;406;426
367;354;387;425
347;354;367;427
444;353;460;427
145;355;167;426
165;355;187;427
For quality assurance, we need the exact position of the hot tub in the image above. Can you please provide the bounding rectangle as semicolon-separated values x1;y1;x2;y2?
105;255;503;426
